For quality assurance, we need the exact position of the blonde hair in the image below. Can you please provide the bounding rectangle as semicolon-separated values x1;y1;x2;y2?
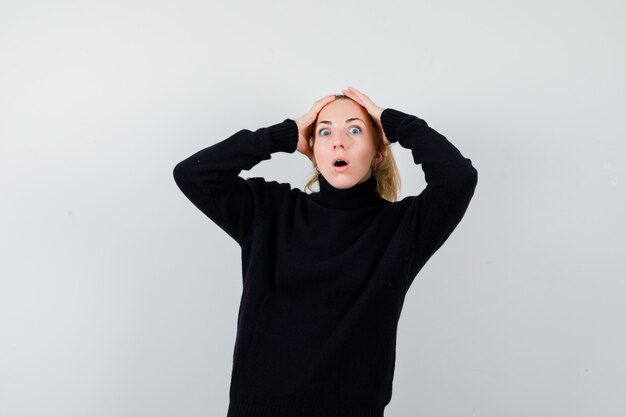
303;94;402;202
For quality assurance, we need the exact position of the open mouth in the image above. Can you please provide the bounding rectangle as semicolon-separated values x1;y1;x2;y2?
333;158;349;172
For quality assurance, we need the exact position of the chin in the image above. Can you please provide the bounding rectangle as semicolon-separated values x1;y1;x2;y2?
323;172;364;188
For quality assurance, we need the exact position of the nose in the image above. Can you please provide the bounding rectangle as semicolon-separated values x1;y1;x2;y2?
332;132;346;148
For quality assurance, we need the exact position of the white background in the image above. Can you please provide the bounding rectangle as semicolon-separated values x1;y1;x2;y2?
1;0;625;416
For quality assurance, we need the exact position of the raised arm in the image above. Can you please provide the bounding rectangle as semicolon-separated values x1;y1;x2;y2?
380;108;478;285
173;94;337;247
172;118;298;246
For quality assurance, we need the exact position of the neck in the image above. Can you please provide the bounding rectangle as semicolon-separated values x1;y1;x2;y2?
314;173;383;209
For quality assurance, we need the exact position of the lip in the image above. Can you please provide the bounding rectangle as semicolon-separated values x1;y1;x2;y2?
332;157;350;172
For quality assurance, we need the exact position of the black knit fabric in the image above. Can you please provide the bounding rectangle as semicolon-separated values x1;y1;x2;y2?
173;108;478;417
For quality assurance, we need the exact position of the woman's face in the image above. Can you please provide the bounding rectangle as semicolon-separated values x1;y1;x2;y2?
313;99;382;189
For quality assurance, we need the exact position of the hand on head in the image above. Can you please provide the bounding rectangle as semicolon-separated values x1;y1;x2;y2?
294;87;390;166
342;86;390;152
294;94;336;165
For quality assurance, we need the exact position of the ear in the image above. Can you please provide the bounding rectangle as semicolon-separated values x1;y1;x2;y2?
308;139;317;166
379;143;388;158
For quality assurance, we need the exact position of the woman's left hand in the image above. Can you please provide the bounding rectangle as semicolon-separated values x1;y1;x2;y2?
342;86;390;148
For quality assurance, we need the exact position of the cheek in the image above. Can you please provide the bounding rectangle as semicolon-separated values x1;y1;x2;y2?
354;148;376;163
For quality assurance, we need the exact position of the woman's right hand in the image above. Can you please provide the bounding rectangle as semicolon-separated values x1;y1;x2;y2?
294;94;336;166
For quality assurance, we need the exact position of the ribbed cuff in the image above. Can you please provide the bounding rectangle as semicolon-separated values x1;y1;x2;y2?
269;118;299;153
380;108;428;143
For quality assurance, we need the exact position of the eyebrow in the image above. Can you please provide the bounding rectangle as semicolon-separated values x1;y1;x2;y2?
317;118;365;126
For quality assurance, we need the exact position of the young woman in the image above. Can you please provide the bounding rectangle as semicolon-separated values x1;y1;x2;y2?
173;86;478;417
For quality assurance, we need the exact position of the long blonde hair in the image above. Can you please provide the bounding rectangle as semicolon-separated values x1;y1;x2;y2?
303;94;402;202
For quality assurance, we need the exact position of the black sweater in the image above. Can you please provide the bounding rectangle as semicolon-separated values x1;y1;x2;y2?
173;108;478;417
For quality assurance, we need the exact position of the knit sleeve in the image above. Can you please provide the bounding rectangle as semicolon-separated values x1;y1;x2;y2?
173;118;299;246
380;108;478;286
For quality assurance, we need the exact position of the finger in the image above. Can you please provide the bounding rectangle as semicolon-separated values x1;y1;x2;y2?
343;87;358;96
316;94;336;105
344;87;370;107
348;86;367;98
347;86;364;97
342;88;364;106
312;95;335;113
346;90;374;106
310;94;334;111
321;94;336;105
343;89;376;118
347;87;374;105
311;95;336;117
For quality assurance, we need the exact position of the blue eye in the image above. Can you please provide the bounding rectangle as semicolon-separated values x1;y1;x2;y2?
317;126;361;136
319;126;361;136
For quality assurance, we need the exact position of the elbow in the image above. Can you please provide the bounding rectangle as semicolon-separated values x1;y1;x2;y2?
173;161;184;182
173;160;192;187
460;159;478;192
467;162;478;187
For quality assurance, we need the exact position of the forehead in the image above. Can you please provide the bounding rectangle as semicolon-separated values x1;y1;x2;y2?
317;99;367;123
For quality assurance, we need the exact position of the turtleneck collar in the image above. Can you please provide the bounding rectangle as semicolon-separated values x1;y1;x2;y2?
313;173;383;209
